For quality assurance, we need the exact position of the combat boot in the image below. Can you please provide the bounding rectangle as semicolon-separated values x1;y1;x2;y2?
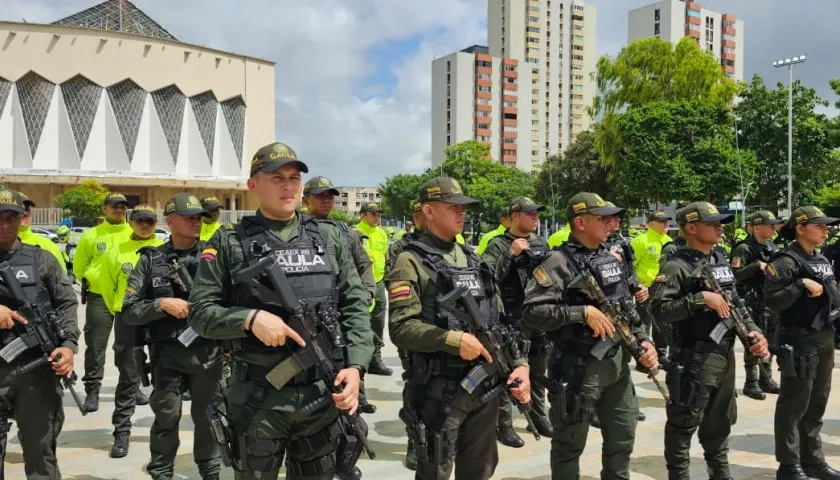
336;466;362;480
496;425;524;448
368;359;393;376
777;464;808;480
759;359;781;394
109;432;129;458
84;391;100;413
802;463;840;480
135;390;150;406
359;396;377;414
743;365;765;400
404;437;417;470
527;417;553;438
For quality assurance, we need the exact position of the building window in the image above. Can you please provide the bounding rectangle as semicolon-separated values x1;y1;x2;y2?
477;86;491;92
447;61;451;72
654;8;660;21
654;22;660;35
527;26;540;33
447;73;450;84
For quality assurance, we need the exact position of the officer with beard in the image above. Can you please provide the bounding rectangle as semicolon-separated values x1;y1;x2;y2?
523;192;658;480
650;202;769;480
765;206;840;480
387;176;532;480
188;143;373;480
123;193;225;480
482;196;552;447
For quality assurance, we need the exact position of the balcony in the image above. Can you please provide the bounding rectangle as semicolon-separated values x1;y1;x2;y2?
476;128;492;137
476;115;493;124
502;155;518;164
475;104;492;112
686;15;700;25
503;118;518;126
476;91;492;100
503;106;519;115
476;78;492;87
685;2;701;11
721;39;736;48
501;57;519;66
724;64;735;74
502;69;519;79
722;13;737;22
721;51;735;61
503;131;518;138
685;28;701;39
476;66;492;75
475;53;493;62
503;95;518;103
722;26;736;35
503;83;519;91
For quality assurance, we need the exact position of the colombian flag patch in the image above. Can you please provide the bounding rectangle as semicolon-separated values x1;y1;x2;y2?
389;285;411;300
200;248;217;261
533;265;553;286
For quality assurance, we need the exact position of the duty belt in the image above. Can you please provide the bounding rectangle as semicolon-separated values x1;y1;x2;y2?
234;362;321;387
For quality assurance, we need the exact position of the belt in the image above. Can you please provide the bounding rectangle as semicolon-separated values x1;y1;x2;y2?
234;361;320;387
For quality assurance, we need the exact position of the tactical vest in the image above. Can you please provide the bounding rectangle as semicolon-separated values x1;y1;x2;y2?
775;249;835;329
135;244;202;345
735;237;778;295
494;234;547;318
318;219;352;250
228;216;344;371
671;249;736;347
403;240;500;379
0;247;57;353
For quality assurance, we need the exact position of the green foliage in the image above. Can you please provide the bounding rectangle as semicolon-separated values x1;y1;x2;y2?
591;37;740;173
734;75;834;209
614;101;756;207
813;183;840;209
54;180;109;222
328;209;359;226
379;173;431;219
828;79;840;148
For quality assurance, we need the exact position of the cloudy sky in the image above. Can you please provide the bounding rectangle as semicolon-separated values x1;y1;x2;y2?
2;0;838;187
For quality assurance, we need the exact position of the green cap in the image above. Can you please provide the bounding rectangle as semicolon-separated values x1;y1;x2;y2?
130;204;157;221
303;176;339;196
360;202;381;214
164;193;210;217
17;192;35;209
509;196;545;213
412;201;422;214
249;142;308;177
0;189;26;214
646;211;672;223
566;192;624;218
104;192;128;206
789;205;840;226
200;196;222;211
418;176;477;205
747;210;784;226
676;202;734;226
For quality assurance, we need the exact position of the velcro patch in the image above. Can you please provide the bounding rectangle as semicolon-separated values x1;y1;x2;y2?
124;287;135;298
533;265;553;286
389;283;412;301
200;248;217;261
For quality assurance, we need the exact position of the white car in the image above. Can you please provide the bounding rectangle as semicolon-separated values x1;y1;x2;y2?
32;228;58;243
155;227;170;242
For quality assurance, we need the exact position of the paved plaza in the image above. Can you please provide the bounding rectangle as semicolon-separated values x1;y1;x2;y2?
6;303;840;479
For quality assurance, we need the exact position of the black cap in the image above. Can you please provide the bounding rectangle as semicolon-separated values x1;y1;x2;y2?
164;193;210;217
0;189;26;214
566;192;624;218
676;202;734;226
200;196;222;211
789;206;840;226
747;210;784;226
104;192;128;206
249;142;308;177
509;196;545;213
360;202;382;214
130;204;157;221
418;177;478;205
646;211;672;223
303;176;340;196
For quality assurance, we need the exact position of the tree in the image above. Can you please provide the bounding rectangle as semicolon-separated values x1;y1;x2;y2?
828;79;840;148
734;75;834;209
55;180;109;222
328;209;359;226
379;173;432;219
614;101;757;207
591;37;739;173
533;131;611;222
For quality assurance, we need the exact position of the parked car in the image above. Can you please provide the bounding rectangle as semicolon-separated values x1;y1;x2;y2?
32;228;58;243
155;227;170;243
69;227;89;244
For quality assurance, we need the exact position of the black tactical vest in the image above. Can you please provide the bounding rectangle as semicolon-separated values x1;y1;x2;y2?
672;248;736;347
0;246;56;352
775;249;835;329
404;240;500;378
735;237;778;296
494;233;547;318
136;243;202;345
228;216;344;369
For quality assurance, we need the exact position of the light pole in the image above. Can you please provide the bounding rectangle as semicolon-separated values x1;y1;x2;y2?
773;54;807;214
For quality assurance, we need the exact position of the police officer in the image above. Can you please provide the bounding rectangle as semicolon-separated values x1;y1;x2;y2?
123;193;224;480
730;210;783;401
356;202;393;376
476;208;510;255
765;206;840;480
388;176;531;479
523;192;658;479
188;142;373;480
303;175;378;414
387;201;424;272
74;192;131;412
0;189;79;478
396;220;414;240
650;202;769;480
98;204;163;458
16;193;67;270
547;222;571;249
483;196;552;447
200;196;223;242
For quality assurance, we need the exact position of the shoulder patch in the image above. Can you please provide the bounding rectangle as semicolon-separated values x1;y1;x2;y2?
96;241;107;253
533;265;553;286
121;262;133;274
388;281;413;301
201;248;217;261
766;264;777;277
654;274;667;283
648;245;657;254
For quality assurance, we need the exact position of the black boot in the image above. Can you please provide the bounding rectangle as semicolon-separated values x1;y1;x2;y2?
496;425;524;448
335;466;362;480
527;418;553;438
802;463;840;480
84;391;100;413
759;359;781;394
590;412;601;429
202;476;220;480
638;411;646;422
109;432;130;458
777;464;808;480
743;365;765;400
135;390;149;406
404;436;417;470
368;359;393;376
359;396;377;414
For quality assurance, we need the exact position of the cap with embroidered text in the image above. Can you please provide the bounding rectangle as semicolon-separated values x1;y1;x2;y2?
164;193;210;217
509;196;545;213
747;210;784;226
566;192;624;218
249;142;308;177
0;189;26;215
418;177;478;205
676;202;734;226
303;176;340;196
647;211;672;223
104;192;128;206
200;196;222;211
360;202;382;214
788;205;840;226
130;204;157;221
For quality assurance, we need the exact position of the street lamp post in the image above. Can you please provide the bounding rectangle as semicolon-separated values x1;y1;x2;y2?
773;55;807;214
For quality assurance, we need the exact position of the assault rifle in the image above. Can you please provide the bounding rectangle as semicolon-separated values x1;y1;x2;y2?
572;270;670;403
438;285;541;440
164;256;200;347
0;262;86;415
234;253;376;461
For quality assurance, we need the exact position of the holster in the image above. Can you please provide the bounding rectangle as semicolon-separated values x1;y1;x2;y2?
776;343;818;379
549;353;595;425
206;405;234;467
334;415;367;474
665;347;712;410
399;407;456;465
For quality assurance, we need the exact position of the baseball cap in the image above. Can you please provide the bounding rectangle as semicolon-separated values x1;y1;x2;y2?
647;211;672;223
788;206;840;226
303;176;340;196
747;210;784;226
104;192;128;206
200;196;222;211
412;201;422;214
418;177;478;205
249;142;308;177
16;192;35;209
164;193;210;217
566;192;624;218
509;196;545;213
360;202;382;214
130;204;157;222
676;202;734;226
0;189;26;215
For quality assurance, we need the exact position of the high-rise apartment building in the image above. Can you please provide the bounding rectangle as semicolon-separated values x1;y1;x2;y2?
628;0;744;81
487;0;597;170
431;46;534;170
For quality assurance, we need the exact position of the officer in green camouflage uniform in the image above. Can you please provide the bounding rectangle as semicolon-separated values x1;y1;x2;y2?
482;196;552;448
523;192;658;480
302;175;378;414
765;206;840;480
123;193;224;480
730;210;783;401
188;143;373;480
650;202;769;480
388;176;532;480
0;189;79;479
